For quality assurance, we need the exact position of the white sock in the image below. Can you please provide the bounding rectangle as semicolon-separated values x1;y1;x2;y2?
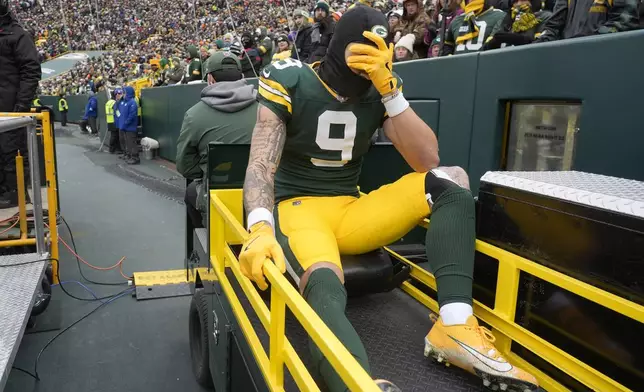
439;303;473;326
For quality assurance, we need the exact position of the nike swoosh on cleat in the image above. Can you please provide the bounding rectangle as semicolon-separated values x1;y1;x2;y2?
449;336;513;373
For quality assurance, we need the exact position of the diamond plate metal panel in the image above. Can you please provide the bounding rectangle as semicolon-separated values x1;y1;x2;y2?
0;253;47;390
481;171;644;218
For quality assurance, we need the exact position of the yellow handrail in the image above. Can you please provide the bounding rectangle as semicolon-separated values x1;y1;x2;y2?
16;152;28;237
209;190;380;392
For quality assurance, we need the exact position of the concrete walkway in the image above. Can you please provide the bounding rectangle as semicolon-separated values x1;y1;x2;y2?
5;124;207;392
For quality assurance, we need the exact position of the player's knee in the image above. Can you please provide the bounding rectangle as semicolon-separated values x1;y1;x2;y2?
425;169;474;211
433;184;475;216
301;267;347;309
425;168;463;205
299;262;344;294
432;166;470;189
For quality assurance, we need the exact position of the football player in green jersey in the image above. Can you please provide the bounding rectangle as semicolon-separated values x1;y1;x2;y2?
239;5;538;392
442;0;506;55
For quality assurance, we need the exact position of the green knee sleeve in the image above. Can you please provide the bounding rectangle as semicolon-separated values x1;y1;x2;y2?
425;187;476;307
302;268;370;392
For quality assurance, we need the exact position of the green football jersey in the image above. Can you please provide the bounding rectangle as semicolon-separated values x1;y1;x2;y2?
445;8;506;54
257;58;400;202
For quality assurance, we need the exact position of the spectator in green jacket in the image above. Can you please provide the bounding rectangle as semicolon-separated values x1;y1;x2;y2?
186;45;203;83
176;51;256;228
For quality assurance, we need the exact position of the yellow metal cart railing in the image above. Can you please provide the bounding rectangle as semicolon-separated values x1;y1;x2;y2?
209;187;643;392
399;220;643;392
209;189;381;392
0;111;60;283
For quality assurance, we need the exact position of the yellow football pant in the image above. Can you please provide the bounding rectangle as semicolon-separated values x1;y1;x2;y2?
275;172;429;276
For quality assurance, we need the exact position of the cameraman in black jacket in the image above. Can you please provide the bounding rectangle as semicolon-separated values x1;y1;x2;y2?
0;0;41;208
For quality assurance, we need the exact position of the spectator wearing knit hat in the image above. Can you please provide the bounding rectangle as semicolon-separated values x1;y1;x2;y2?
272;34;293;63
393;0;432;58
429;36;442;57
186;45;203;83
387;9;403;42
291;9;314;63
308;1;336;63
229;37;261;79
394;33;418;62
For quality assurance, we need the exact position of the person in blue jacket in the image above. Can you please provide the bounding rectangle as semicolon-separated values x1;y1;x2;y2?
80;91;98;135
113;88;127;159
120;86;140;164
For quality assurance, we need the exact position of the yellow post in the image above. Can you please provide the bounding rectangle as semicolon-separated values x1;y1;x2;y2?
15;152;28;238
491;255;520;354
209;193;225;275
41;112;60;282
269;281;286;388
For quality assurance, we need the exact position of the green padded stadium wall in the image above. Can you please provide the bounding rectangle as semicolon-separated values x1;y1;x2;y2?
469;30;644;190
394;53;478;170
112;31;644;191
140;83;205;161
39;93;109;138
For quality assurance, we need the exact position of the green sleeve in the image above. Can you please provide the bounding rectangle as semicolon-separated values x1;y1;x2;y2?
259;37;273;54
489;12;507;37
189;59;202;77
441;18;458;55
539;0;568;40
176;109;202;180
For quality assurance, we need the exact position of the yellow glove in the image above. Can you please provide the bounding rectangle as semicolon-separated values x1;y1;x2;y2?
346;31;398;97
239;222;286;291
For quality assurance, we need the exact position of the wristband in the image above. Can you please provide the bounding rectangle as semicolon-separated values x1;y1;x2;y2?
383;91;410;118
247;207;274;231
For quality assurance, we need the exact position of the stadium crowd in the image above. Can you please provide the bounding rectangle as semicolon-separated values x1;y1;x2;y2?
6;0;640;95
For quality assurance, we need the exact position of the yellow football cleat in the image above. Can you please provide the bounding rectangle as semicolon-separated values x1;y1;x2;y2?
424;314;538;392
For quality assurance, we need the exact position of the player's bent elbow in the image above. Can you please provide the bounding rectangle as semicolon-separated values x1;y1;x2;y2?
428;153;440;170
412;152;440;173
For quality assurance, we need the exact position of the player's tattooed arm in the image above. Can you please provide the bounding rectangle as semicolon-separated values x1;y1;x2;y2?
243;104;287;214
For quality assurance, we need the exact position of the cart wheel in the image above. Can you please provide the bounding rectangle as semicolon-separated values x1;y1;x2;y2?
189;288;214;389
31;277;52;316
